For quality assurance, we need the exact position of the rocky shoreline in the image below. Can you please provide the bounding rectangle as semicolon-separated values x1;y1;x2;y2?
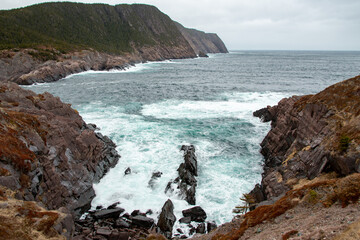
189;75;360;240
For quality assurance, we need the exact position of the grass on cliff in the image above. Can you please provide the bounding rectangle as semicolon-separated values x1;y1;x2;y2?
212;173;360;240
0;186;64;240
0;86;47;178
0;2;185;54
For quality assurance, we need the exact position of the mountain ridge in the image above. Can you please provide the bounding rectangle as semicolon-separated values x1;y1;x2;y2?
0;2;227;84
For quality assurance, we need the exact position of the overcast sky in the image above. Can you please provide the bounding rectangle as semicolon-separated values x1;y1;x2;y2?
1;0;360;50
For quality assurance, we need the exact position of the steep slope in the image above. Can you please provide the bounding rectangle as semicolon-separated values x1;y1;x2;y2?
175;22;228;54
253;75;360;201
187;75;360;240
0;82;120;222
0;2;227;84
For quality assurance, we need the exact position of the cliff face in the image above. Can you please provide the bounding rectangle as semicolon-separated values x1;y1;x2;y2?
0;2;228;85
175;22;228;54
249;75;360;203
0;82;120;219
189;76;360;240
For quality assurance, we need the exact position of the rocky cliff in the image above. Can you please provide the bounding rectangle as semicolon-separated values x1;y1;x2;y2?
175;22;228;55
187;76;360;240
0;2;227;85
0;82;120;237
253;75;360;202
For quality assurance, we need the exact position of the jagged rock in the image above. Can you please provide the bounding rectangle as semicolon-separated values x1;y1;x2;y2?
158;199;176;238
0;82;120;222
196;223;206;233
93;208;125;220
165;145;198;205
250;76;360;202
148;171;163;189
207;221;217;233
253;107;272;122
182;206;207;222
125;167;132;175
107;201;120;209
131;215;155;228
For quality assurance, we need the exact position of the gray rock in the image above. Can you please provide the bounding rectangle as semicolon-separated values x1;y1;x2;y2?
182;206;207;222
131;215;155;228
158;199;176;238
93;208;125;219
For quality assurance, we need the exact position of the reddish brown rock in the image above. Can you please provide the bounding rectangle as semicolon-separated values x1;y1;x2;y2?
0;82;120;217
252;75;360;201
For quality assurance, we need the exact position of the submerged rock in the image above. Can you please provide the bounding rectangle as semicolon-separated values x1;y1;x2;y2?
148;171;163;189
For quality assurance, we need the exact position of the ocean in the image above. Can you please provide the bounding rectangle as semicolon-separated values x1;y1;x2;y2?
25;50;360;234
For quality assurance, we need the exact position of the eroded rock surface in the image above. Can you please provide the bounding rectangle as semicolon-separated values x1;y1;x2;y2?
251;75;360;202
0;82;120;217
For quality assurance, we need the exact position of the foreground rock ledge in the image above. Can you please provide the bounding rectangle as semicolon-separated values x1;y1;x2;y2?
0;82;120;237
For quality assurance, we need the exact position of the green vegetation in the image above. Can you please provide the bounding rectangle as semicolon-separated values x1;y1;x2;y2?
0;2;184;54
339;135;351;152
233;193;256;214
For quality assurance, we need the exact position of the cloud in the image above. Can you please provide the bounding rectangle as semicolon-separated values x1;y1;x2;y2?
1;0;360;50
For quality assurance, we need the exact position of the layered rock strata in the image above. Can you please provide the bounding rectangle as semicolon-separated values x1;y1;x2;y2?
251;75;360;203
0;82;120;219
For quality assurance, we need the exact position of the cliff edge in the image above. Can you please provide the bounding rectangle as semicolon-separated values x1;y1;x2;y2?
0;82;120;238
188;76;360;240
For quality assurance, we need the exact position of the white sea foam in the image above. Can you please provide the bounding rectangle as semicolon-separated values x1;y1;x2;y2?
141;92;286;120
78;91;288;237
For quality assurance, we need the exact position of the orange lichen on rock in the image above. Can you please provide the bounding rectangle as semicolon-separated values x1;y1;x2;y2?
0;108;47;173
0;186;65;240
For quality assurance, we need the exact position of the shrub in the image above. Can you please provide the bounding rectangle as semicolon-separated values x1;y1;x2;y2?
339;135;351;152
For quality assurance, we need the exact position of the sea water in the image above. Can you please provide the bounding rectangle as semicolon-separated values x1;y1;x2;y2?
26;51;360;233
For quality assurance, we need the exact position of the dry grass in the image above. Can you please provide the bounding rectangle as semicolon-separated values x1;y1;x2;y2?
0;186;65;240
211;173;360;240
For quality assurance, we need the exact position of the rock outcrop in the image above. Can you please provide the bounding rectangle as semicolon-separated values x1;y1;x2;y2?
157;199;176;238
251;75;360;202
0;82;120;219
165;145;198;205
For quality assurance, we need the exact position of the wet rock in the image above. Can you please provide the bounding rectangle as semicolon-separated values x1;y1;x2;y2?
158;199;176;238
207;221;217;233
182;206;207;222
198;51;209;58
107;201;120;209
148;171;163;189
131;215;155;228
165;145;198;205
93;208;125;220
124;167;132;175
179;216;192;224
253;107;273;122
196;223;206;234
